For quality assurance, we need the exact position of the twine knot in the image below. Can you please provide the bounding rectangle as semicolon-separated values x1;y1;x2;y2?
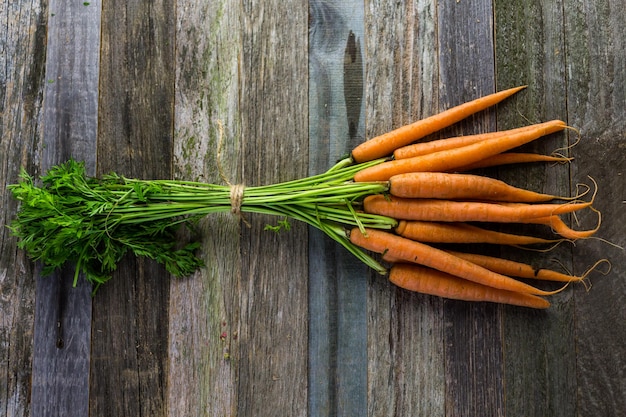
229;184;245;216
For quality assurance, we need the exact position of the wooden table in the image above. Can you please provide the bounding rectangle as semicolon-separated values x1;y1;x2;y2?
2;0;625;415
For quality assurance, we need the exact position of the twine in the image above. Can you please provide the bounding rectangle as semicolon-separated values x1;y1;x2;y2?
229;183;245;216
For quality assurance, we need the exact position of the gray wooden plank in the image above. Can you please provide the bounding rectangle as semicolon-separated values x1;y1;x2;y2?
494;2;577;417
169;0;242;415
308;1;368;415
436;2;506;416
29;1;101;416
170;0;310;415
31;269;92;417
0;1;47;416
90;0;174;415
564;1;626;415
363;1;445;416
236;1;309;414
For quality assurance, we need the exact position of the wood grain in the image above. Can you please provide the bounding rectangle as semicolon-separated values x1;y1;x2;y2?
436;2;507;417
29;1;101;416
236;1;309;415
494;3;576;417
171;0;309;415
91;0;175;416
364;1;445;416
564;1;626;415
169;0;242;415
0;1;47;416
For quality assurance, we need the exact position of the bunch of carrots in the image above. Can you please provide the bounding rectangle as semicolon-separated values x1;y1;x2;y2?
348;86;604;309
9;86;606;307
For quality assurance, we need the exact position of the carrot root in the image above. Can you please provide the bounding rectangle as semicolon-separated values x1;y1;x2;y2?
351;86;527;163
528;209;601;240
445;250;583;283
395;220;561;246
354;120;566;181
364;195;593;224
389;263;550;309
453;153;573;171
388;172;561;202
392;124;540;159
349;227;561;296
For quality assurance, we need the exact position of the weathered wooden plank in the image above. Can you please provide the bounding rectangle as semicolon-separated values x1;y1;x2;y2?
436;2;506;417
172;0;309;415
91;0;175;415
236;1;309;414
31;270;92;417
564;1;626;415
169;0;242;415
29;1;101;416
308;1;368;415
0;1;47;416
364;1;444;416
494;2;576;417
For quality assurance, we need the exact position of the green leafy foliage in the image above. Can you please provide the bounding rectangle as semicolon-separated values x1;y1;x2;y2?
9;160;204;288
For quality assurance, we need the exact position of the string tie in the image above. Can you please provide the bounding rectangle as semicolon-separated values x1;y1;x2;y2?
229;183;245;216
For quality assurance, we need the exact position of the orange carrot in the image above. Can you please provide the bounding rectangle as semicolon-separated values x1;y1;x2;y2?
523;214;601;239
349;227;559;296
393;124;540;159
453;153;573;171
395;220;560;246
354;119;566;182
363;195;592;223
388;172;562;202
389;263;550;309
351;86;526;163
445;250;584;283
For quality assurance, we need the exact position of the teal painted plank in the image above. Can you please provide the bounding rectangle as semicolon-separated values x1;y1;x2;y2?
308;1;367;415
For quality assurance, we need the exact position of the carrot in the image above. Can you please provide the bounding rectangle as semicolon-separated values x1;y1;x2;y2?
363;195;592;223
524;214;601;239
444;250;597;283
351;86;526;163
395;220;560;246
349;227;560;296
353;119;567;182
388;172;563;202
389;263;550;309
454;153;573;171
393;124;540;159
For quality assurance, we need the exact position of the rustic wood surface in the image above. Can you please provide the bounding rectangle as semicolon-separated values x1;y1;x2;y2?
1;0;625;416
31;0;101;415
